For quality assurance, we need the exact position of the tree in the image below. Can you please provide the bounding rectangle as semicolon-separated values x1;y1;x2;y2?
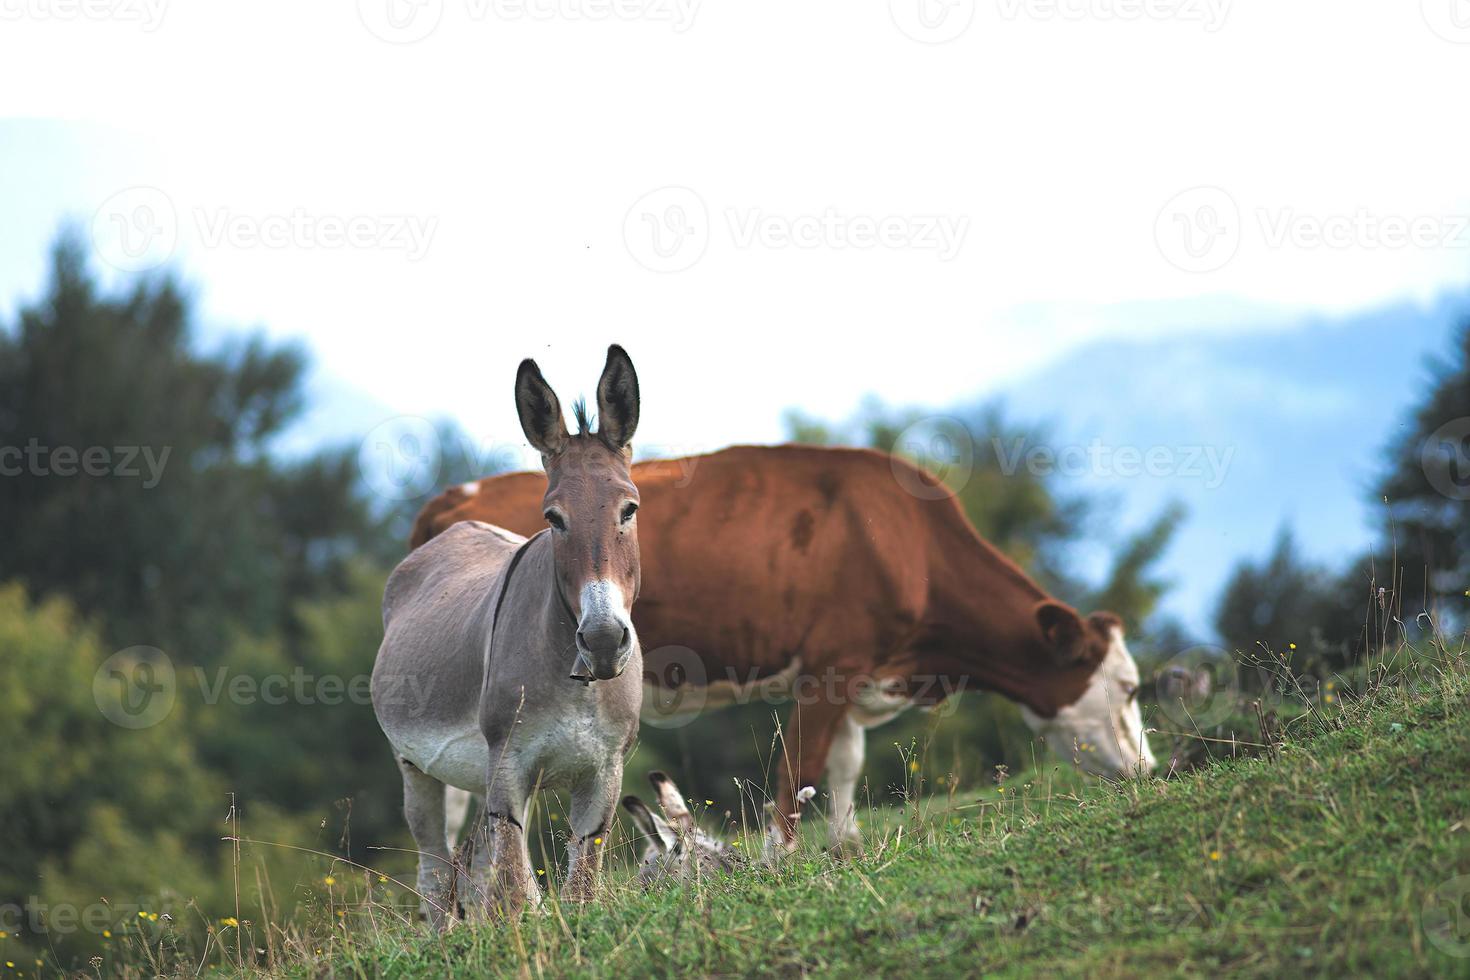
1214;527;1377;674
0;231;380;660
1379;322;1470;628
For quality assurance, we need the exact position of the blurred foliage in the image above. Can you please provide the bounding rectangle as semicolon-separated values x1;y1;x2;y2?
1214;528;1381;675
1380;321;1470;620
1215;320;1470;672
0;232;383;659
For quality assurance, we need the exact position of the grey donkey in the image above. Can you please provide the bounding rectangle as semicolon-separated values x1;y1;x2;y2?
622;771;745;887
371;345;645;926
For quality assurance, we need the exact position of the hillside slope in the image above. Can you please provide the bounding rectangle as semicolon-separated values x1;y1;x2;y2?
310;672;1470;978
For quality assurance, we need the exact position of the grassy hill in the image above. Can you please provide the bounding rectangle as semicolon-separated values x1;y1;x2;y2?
83;656;1470;979
269;667;1468;978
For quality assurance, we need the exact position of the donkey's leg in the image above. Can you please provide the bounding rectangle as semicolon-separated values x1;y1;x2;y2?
768;699;850;860
444;786;472;852
564;765;621;903
397;758;456;930
825;712;866;854
482;762;534;918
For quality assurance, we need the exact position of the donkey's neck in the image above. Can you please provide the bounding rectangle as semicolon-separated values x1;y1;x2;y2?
503;532;581;670
920;502;1078;715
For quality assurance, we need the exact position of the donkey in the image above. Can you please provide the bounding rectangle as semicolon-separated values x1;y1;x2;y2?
621;771;744;887
371;345;643;925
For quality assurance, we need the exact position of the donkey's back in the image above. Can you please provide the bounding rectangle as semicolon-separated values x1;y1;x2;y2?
373;520;525;793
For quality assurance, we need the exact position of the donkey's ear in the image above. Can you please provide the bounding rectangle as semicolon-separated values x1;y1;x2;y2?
1034;600;1095;668
596;344;640;450
516;358;569;457
622;795;676;852
648;770;695;834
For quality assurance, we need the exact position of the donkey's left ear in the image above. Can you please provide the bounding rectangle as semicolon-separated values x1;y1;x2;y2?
596;344;640;450
622;795;675;852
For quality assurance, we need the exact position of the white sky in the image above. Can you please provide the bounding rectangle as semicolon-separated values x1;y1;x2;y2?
2;1;1469;454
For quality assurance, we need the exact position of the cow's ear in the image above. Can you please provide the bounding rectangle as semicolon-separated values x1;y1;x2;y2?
515;358;569;457
1035;600;1091;667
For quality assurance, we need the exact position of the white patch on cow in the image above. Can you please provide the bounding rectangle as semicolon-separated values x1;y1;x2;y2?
460;480;479;496
1019;627;1156;778
850;674;915;727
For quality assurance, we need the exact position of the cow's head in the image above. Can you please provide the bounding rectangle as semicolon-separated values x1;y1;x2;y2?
1018;602;1156;778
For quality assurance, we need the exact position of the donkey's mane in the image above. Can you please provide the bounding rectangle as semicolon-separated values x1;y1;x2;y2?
572;398;594;437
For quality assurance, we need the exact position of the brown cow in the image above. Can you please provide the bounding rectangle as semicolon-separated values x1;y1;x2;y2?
413;444;1155;856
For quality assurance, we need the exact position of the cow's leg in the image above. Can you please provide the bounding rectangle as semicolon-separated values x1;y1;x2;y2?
768;699;850;859
397;758;456;931
482;760;534;918
564;764;620;903
826;712;866;853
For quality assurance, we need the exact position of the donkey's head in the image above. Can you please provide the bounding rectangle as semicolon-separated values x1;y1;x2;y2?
1018;603;1157;778
515;345;641;682
621;771;744;887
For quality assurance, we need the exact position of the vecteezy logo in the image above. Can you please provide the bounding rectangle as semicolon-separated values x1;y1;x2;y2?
891;416;974;500
889;0;975;43
1422;0;1470;43
640;645;709;729
1421;417;1470;501
623;187;709;273
357;0;443;43
1155;186;1241;273
94;646;176;729
1423;875;1470;958
359;416;442;501
91;187;178;273
1153;645;1237;728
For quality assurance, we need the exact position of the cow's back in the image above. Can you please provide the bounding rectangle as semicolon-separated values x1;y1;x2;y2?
412;446;943;677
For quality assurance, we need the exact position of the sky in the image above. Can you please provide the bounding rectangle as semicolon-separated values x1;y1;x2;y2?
2;1;1469;632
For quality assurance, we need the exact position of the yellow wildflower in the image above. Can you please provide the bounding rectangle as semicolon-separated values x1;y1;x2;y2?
1209;850;1221;861
323;876;336;886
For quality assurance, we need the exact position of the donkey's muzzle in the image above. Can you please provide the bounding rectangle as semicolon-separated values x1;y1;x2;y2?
571;623;635;682
578;623;630;659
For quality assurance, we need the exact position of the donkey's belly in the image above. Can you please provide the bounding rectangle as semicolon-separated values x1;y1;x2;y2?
387;722;490;793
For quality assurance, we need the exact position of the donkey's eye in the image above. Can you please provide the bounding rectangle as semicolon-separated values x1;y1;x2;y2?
620;501;639;524
544;509;567;532
1122;683;1139;703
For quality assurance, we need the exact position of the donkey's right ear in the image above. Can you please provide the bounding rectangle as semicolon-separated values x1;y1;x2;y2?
515;358;569;457
622;795;676;852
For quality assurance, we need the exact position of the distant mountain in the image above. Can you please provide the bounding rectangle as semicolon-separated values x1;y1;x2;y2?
992;295;1469;637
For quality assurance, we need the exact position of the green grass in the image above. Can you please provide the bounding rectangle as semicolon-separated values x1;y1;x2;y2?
269;667;1470;979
